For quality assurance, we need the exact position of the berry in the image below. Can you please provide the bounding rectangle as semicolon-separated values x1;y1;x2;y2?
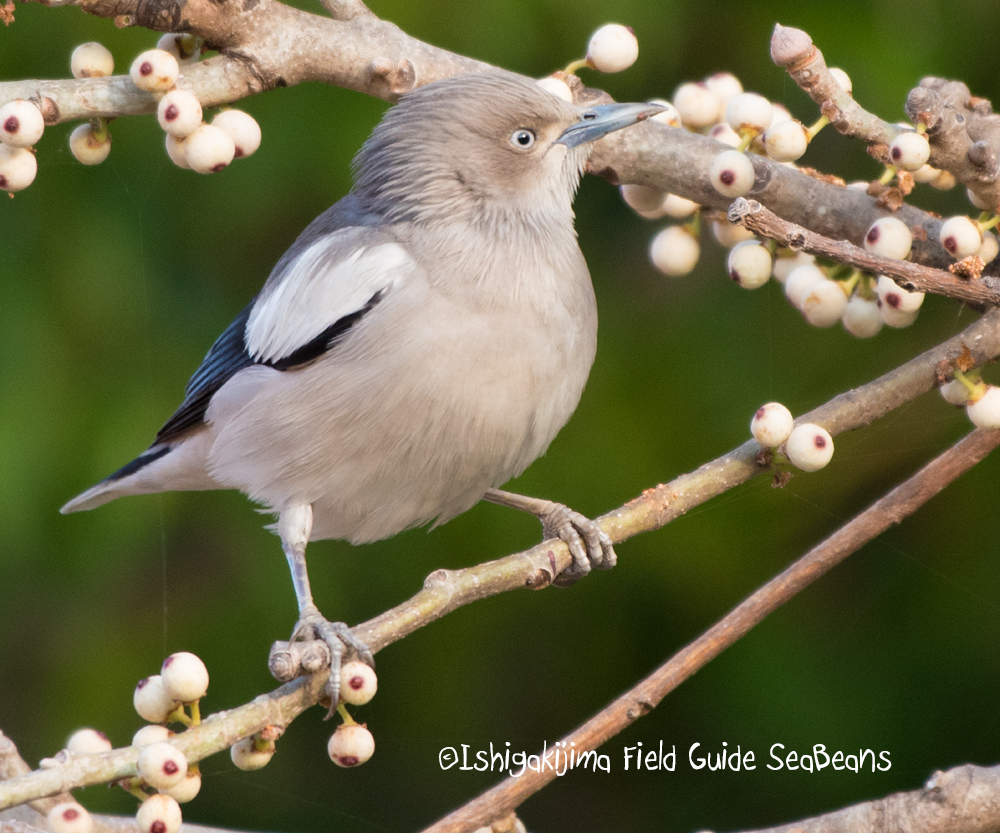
661;193;699;218
339;660;378;706
130;50;179;93
0;99;44;148
750;402;794;448
69;123;111;165
966;385;1000;428
709;149;755;198
47;802;93;833
586;24;638;73
711;218;754;247
133;675;178;724
762;119;809;162
801;279;848;327
939;215;982;258
704;72;743;107
156;90;202;138
829;67;852;95
133;725;174;747
842;295;883;339
726;92;773;137
161;771;202;803
136;794;182;833
230;736;275;771
770;103;793;125
327;724;375;767
772;250;815;284
864;216;912;260
978;231;999;264
648;99;681;127
137;741;188;790
912;164;940;184
161;652;209;702
66;729;112;754
931;169;957;190
184;124;235;174
888;131;930;172
536;76;573;103
71;42;114;79
212;110;262;158
727;239;771;289
649;226;699;276
966;187;992;212
940;379;971;407
783;263;826;307
707;122;741;148
875;275;924;313
0;145;37;192
672;82;721;129
785;424;834;472
620;183;667;213
156;33;201;65
878;303;919;329
165;134;190;169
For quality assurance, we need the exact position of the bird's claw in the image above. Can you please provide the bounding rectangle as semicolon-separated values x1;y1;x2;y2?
539;502;617;587
291;605;374;719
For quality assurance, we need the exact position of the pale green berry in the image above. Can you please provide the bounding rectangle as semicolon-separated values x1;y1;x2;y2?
0;144;37;192
161;771;201;803
621;183;668;213
661;193;699;218
704;72;742;107
156;33;201;65
828;67;852;95
707;122;741;147
648;99;681;127
978;232;999;264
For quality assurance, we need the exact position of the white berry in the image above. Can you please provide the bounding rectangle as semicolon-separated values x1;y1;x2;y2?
672;82;721;129
157;90;202;138
136;794;182;833
785;424;834;472
184;124;235;174
0;100;44;148
727;239;772;289
770;103;793;125
212;110;262;159
165;134;190;169
66;729;112;754
707;122;741;148
340;661;378;706
0;144;37;192
966;187;992;212
661;193;699;218
69;123;111;165
864;216;912;260
912;164;940;184
130;50;179;93
161;651;209;702
876;275;924;313
762;119;809;162
931;169;957;190
704;72;743;107
978;231;999;264
137;742;188;790
621;183;667;213
230;737;275;771
156;33;201;65
133;675;178;724
161;771;202;804
751;402;794;448
47;803;93;833
829;67;852;95
783;263;827;307
772;250;815;284
879;303;919;328
842;295;883;339
649;226;699;276
647;99;681;127
711;218;754;247
939;215;983;259
709;149;755;198
328;724;375;767
133;725;174;747
888;131;930;172
586;24;638;73
940;379;971;406
801;279;848;327
726;92;773;137
966;385;1000;429
71;42;114;79
536;76;573;103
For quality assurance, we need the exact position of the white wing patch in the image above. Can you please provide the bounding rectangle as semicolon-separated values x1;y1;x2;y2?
245;239;413;365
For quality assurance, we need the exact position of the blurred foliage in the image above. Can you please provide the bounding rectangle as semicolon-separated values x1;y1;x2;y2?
3;1;1000;831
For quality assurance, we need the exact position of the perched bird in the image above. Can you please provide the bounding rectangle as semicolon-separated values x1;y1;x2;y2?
62;71;660;699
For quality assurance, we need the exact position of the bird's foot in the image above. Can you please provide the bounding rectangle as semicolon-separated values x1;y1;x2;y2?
538;501;617;587
269;605;374;718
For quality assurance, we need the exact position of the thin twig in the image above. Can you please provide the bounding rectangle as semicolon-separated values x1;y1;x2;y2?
728;198;1000;306
422;428;1000;833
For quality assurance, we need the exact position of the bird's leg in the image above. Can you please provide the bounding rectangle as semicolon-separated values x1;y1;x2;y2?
483;488;616;587
278;503;374;716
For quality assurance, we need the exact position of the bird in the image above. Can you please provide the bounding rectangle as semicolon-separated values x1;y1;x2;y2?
61;71;661;702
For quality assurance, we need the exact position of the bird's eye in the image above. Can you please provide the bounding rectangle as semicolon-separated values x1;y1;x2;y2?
510;129;536;149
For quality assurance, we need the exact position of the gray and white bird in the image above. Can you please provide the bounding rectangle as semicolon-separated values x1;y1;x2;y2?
62;71;660;697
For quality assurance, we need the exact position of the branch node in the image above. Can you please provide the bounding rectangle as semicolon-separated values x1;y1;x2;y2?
368;56;416;99
769;24;813;68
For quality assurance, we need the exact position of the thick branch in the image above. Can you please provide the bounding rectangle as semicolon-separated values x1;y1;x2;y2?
728;198;1000;306
423;427;1000;832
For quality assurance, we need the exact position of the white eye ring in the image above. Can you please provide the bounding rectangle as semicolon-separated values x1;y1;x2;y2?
510;129;536;149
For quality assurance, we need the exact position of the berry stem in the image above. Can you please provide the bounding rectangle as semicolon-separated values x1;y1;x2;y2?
977;213;1000;233
188;700;201;726
953;369;986;400
806;115;829;141
563;58;593;75
878;165;897;185
837;268;862;296
336;703;358;726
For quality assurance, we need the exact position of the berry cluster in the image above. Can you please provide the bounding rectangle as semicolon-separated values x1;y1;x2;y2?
750;402;835;473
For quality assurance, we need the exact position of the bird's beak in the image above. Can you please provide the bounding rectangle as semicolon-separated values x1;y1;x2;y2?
556;102;666;149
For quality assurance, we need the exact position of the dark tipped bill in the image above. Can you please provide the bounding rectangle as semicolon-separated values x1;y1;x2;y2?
556;101;666;149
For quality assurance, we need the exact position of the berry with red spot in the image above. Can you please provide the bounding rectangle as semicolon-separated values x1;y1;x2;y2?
888;131;929;172
864;216;912;260
939;215;982;259
585;24;638;73
727;239;771;289
137;741;188;790
184;124;235;174
0;144;38;192
212;110;261;159
47;803;93;833
709;149;755;198
156;90;202;138
0;99;44;148
136;794;182;833
876;275;924;313
750;402;793;448
328;723;375;767
339;661;378;706
130;50;179;93
785;424;834;472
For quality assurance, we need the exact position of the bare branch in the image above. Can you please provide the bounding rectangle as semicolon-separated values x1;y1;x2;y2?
728;198;1000;306
422;427;1000;832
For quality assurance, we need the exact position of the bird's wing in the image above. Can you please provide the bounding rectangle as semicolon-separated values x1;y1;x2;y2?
155;225;410;446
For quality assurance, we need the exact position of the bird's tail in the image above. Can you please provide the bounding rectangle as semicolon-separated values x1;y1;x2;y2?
60;446;175;513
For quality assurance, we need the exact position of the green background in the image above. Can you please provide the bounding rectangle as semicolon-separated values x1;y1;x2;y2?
3;1;1000;830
